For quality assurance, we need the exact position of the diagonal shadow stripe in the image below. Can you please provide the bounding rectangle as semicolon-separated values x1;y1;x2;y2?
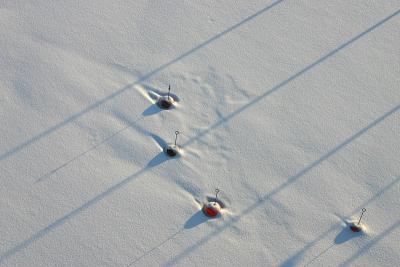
35;120;138;183
0;166;150;264
183;9;400;147
0;0;284;162
166;102;400;265
1;8;397;264
339;220;400;267
280;176;400;267
127;176;400;266
127;229;184;267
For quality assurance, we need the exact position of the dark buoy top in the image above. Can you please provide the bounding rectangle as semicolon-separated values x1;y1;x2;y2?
164;131;180;157
157;85;175;109
350;223;363;232
350;208;366;232
157;96;174;109
165;145;179;157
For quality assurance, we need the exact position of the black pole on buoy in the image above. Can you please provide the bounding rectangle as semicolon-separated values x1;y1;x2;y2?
174;130;179;146
215;188;220;201
203;188;222;217
165;130;180;157
357;208;366;225
157;85;174;110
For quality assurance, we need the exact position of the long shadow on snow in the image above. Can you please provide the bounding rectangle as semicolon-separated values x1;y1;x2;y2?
158;10;400;265
340;220;400;267
115;109;180;169
2;8;398;264
182;9;400;148
166;104;399;266
35;117;145;183
166;103;400;266
0;111;181;263
301;226;365;266
35;108;161;183
0;0;284;162
127;211;213;266
281;176;400;267
112;110;181;168
0;141;173;263
161;13;400;264
302;221;399;266
1;167;150;264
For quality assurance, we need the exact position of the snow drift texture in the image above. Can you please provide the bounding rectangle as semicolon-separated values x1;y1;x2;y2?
0;1;399;266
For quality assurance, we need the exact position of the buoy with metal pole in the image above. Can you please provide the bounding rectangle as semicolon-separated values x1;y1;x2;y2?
165;130;180;157
157;85;175;109
203;188;222;217
350;208;366;232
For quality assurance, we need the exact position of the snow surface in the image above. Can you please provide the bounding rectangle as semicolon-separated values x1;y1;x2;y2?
1;1;399;266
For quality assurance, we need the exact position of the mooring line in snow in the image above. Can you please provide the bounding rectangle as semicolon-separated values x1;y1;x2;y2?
303;243;336;267
1;5;397;264
129;9;400;264
35;125;129;183
0;0;284;162
0;166;151;264
166;103;400;265
127;229;184;266
35;116;144;183
127;208;218;265
339;220;400;267
282;176;400;267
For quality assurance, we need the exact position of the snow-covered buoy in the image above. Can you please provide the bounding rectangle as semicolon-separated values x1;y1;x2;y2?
202;189;222;217
157;85;175;110
164;131;180;157
349;222;363;232
202;201;221;217
349;208;366;232
165;144;180;157
157;95;174;109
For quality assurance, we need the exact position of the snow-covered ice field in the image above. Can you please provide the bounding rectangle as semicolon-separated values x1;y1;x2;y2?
1;1;399;266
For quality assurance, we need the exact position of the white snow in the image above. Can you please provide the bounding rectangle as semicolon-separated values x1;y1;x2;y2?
1;1;399;266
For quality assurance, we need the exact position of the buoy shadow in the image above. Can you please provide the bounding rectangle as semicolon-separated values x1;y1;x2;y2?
146;152;180;168
142;99;178;116
140;84;180;116
142;105;163;116
149;133;168;150
184;210;216;229
146;145;181;168
334;223;364;244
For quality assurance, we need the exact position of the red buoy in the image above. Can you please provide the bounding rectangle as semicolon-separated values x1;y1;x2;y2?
202;202;221;217
350;208;366;232
349;223;363;232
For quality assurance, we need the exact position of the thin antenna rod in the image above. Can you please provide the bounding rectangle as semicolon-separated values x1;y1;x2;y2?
215;188;220;201
357;208;366;225
174;131;179;146
168;85;171;99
